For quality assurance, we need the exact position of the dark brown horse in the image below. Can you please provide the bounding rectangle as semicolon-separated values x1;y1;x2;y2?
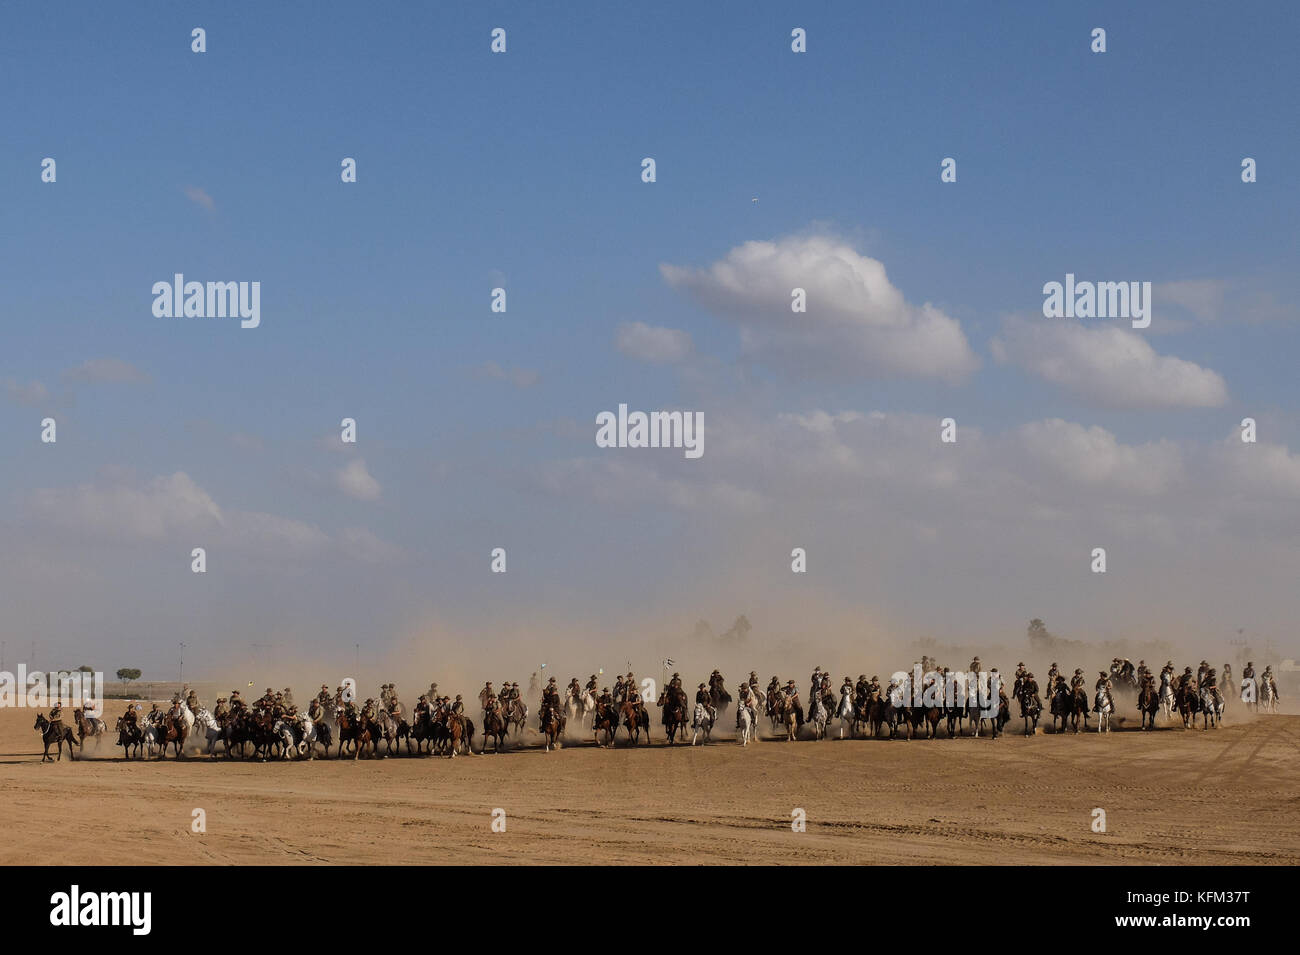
481;707;508;753
656;689;687;744
1138;682;1159;730
591;701;618;747
34;713;77;762
540;704;565;751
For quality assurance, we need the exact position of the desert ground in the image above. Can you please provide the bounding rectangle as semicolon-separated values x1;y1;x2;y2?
2;704;1297;865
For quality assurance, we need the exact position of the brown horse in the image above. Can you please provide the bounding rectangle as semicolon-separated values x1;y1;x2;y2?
160;713;188;758
1138;682;1159;730
481;707;508;753
34;714;78;762
620;700;649;745
445;714;465;757
656;690;687;744
591;701;618;747
540;705;565;751
115;716;143;759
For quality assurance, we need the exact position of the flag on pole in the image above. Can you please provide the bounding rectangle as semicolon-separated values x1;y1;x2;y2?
663;658;675;668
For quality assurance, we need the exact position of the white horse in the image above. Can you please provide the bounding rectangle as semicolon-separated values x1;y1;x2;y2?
193;708;224;756
736;703;756;746
294;716;318;758
1200;687;1224;728
808;695;828;741
1159;674;1175;722
140;723;160;757
1259;678;1278;713
1094;687;1114;733
272;719;296;759
836;689;855;738
691;702;713;745
566;687;596;732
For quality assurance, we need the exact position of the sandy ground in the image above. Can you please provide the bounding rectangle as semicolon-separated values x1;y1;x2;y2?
2;705;1297;865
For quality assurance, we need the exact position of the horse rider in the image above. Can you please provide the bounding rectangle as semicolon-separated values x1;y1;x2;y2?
785;680;804;725
147;702;164;726
122;701;140;729
230;690;246;714
969;655;982;677
1178;666;1195;691
1222;663;1233;691
449;694;463;716
1197;661;1210;686
1092;672;1111;710
213;696;229;721
1203;668;1221;705
585;674;599;695
1013;662;1027;697
695;683;715;720
48;700;66;736
479;682;496;713
1021;672;1041;710
1243;661;1255;682
597;686;613;708
1046;662;1060;691
1070;668;1086;693
612;675;627;704
1263;666;1280;701
281;686;295;709
990;669;1009;708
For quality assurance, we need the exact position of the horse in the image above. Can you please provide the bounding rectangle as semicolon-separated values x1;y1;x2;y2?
1138;683;1159;731
885;681;910;740
114;716;143;759
34;713;78;762
140;722;160;758
591;701;618;747
567;687;596;732
656;689;688;745
1049;684;1073;734
1017;687;1041;736
193;708;225;756
161;713;188;758
506;698;529;738
806;696;828;741
1160;673;1176;721
480;707;508;754
1093;687;1114;733
691;702;714;745
836;690;855;739
1259;679;1278;714
445;714;465;758
1200;686;1224;729
1176;681;1201;729
540;705;565;752
620;700;650;745
775;695;798;742
73;708;108;751
736;703;756;746
272;720;297;759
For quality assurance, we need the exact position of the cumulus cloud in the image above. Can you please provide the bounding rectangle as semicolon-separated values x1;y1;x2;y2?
335;458;381;501
615;322;693;363
62;357;150;384
1011;419;1182;495
660;234;978;382
991;317;1228;409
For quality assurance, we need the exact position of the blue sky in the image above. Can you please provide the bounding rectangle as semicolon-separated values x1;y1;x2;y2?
2;2;1298;683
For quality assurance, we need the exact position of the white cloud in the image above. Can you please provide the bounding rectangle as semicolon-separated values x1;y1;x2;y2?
3;377;50;406
991;317;1228;409
62;357;150;384
335;458;381;501
184;185;215;212
28;471;224;540
615;322;693;363
1012;419;1182;495
661;233;978;382
475;361;540;388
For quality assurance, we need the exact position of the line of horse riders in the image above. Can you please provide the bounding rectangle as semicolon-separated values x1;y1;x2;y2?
31;657;1283;761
